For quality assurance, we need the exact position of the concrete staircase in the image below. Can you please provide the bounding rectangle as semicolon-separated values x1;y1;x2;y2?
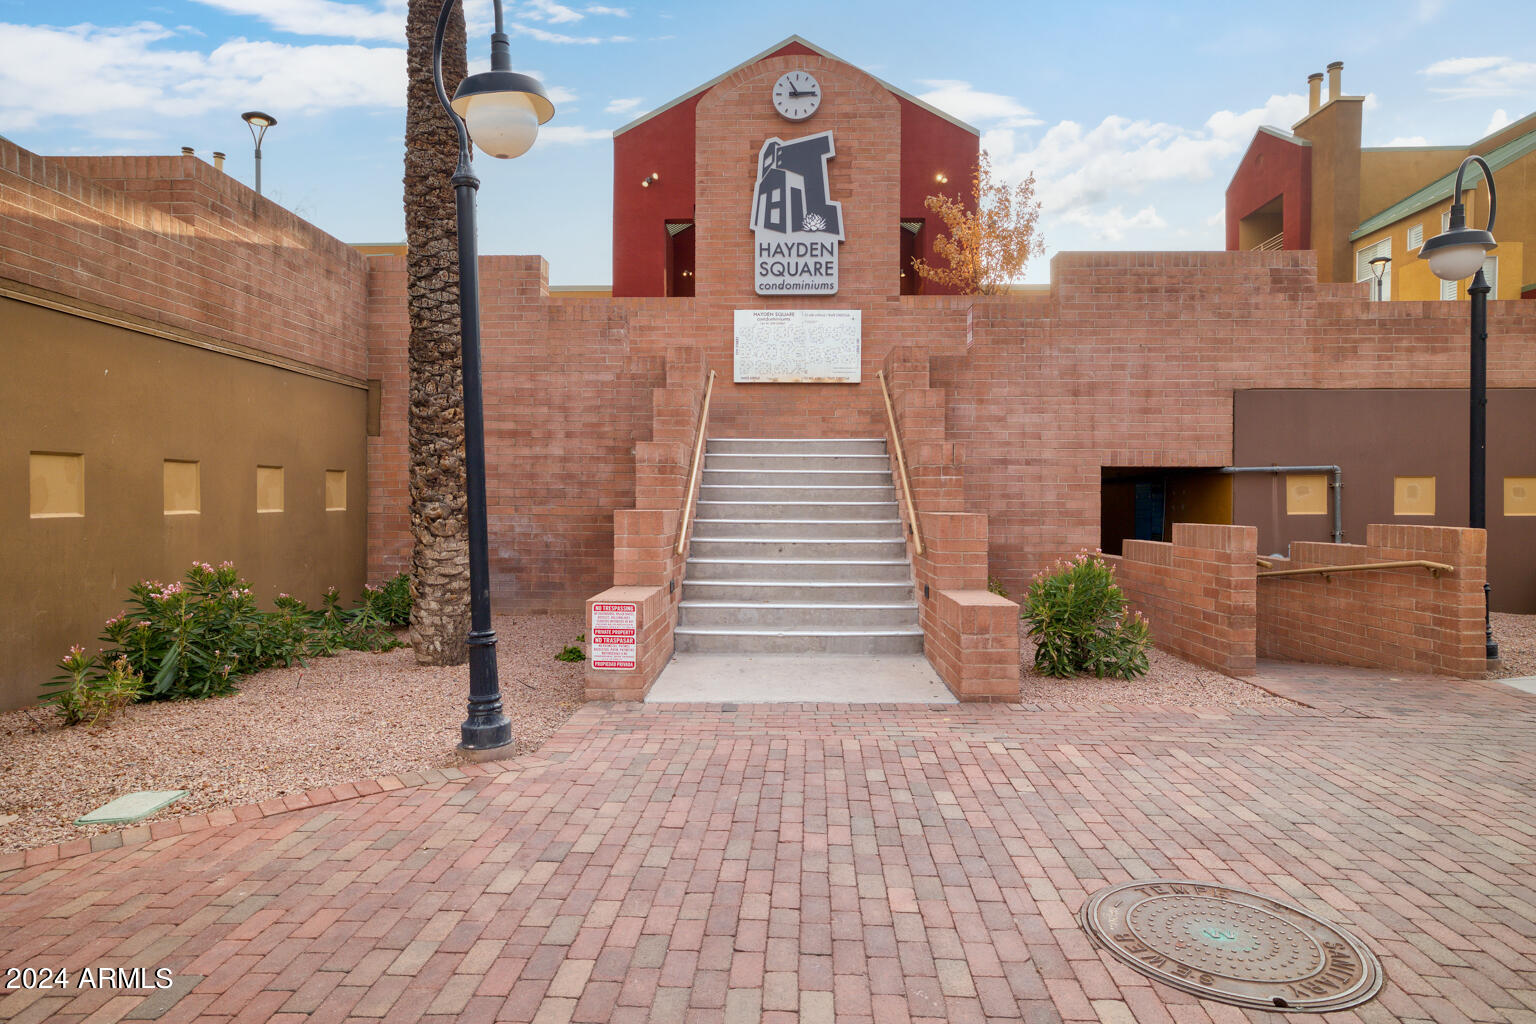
674;438;923;654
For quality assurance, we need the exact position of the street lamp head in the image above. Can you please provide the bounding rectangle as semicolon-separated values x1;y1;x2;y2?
451;71;554;160
1421;155;1497;283
241;111;277;129
1368;254;1390;279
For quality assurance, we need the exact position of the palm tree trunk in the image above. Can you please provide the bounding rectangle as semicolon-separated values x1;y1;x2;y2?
403;0;470;665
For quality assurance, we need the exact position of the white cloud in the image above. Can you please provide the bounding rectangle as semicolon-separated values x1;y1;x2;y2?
985;92;1307;219
522;0;583;23
507;22;606;44
1056;205;1166;242
1423;56;1536;98
1415;0;1446;20
605;96;643;115
916;79;1040;128
1486;109;1511;134
538;124;608;144
1205;208;1225;228
1385;135;1430;146
0;21;404;135
186;0;401;41
585;5;629;15
544;84;578;105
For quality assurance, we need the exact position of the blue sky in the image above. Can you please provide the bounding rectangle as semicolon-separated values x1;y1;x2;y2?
2;0;1533;284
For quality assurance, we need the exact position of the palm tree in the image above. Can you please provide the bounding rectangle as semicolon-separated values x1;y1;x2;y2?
403;0;470;665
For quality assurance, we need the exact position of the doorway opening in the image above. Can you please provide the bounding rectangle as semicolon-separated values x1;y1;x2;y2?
1100;467;1232;555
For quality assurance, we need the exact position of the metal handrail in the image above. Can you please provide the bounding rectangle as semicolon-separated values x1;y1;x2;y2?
676;369;716;555
1253;231;1284;252
876;369;924;556
1258;559;1454;580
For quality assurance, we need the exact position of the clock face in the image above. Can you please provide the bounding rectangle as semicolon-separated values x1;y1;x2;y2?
772;70;821;122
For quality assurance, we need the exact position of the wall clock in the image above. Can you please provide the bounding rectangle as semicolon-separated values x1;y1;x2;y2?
772;70;821;122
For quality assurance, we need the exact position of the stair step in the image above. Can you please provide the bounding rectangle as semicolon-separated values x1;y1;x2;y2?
682;580;915;603
707;438;886;455
691;518;904;540
684;558;912;582
703;469;893;487
706;453;891;471
678;601;919;629
695;501;897;521
673;627;924;655
688;538;910;560
700;485;897;502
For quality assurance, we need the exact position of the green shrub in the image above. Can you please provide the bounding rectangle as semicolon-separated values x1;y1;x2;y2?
555;634;586;663
367;573;412;627
987;575;1010;598
1022;553;1150;680
46;562;405;717
41;647;146;727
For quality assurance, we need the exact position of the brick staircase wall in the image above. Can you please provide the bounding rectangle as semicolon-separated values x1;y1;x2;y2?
880;346;1021;701
584;348;711;700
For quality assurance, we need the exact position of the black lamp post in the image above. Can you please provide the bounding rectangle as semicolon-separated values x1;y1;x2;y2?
1368;254;1390;302
240;111;276;196
430;0;555;752
1420;154;1498;660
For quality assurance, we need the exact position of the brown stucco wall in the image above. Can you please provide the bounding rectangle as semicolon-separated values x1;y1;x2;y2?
1234;388;1536;612
1;296;367;711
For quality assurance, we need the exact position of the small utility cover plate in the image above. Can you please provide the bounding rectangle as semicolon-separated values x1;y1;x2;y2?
75;790;189;826
1080;879;1383;1012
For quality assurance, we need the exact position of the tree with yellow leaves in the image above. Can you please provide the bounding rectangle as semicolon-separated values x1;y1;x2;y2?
910;150;1044;295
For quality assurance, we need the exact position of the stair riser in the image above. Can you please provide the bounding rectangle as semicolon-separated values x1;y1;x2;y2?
679;605;920;629
703;470;892;487
691;520;904;540
690;539;910;560
675;632;924;655
706;454;892;471
695;501;897;521
682;582;915;603
700;486;897;502
707;439;886;455
685;560;912;582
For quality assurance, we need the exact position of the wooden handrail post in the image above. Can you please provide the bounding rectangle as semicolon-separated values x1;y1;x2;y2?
877;369;923;556
676;369;716;556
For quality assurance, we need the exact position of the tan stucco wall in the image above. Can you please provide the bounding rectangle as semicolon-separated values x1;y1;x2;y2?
1293;97;1364;283
1;294;368;712
1359;148;1467;224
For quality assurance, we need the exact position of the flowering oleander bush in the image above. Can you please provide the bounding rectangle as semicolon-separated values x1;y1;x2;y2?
40;647;147;727
1023;552;1150;680
43;562;406;721
367;573;413;627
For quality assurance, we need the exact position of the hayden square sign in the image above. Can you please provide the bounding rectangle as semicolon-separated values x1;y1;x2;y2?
750;130;844;295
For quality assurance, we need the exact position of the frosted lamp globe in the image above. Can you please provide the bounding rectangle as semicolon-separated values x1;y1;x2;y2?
1425;243;1488;283
466;91;538;159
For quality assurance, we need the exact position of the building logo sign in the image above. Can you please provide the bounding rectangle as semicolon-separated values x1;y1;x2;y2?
750;130;843;296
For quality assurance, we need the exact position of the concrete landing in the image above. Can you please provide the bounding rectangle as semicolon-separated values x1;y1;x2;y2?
646;653;956;703
1498;675;1536;695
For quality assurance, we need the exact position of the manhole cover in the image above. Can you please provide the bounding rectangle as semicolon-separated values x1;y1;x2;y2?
1080;879;1383;1012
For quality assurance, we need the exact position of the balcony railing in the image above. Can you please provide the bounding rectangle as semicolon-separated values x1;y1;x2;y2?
1252;231;1285;252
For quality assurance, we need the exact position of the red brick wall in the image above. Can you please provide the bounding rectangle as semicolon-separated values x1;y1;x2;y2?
1108;523;1259;677
1257;524;1487;678
1;141;368;379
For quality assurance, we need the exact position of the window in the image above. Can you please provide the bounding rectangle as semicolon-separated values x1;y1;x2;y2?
1442;278;1460;301
1355;238;1391;300
257;465;284;513
163;460;200;515
1394;476;1436;516
1407;224;1423;250
30;452;84;518
1286;474;1329;516
325;470;347;511
1506;478;1536;516
1442;210;1451;233
1482;255;1498;295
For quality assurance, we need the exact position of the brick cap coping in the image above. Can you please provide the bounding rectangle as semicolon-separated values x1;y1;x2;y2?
0;749;560;878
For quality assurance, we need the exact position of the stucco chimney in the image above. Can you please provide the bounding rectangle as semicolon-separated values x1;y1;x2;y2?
1308;72;1323;113
181;146;194;157
212;152;226;171
1327;61;1343;101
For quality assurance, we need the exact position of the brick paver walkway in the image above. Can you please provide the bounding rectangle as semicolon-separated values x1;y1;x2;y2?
1;663;1534;1023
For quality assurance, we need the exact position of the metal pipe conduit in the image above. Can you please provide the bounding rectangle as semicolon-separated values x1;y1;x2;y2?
1221;465;1343;545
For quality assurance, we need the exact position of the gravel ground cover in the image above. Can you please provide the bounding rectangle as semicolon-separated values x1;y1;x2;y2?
1490;612;1536;677
0;613;586;855
1016;619;1299;707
